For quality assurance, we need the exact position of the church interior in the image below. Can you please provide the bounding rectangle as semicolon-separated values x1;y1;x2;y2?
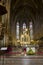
0;1;43;65
0;0;43;52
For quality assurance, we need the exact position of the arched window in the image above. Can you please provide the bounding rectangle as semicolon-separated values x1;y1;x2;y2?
16;22;19;39
23;23;26;33
29;21;33;40
23;23;26;29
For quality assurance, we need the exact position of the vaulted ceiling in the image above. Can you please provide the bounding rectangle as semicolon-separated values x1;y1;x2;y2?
10;0;43;20
10;0;43;39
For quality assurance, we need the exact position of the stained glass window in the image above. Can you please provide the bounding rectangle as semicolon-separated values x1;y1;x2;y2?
29;21;33;40
23;23;26;33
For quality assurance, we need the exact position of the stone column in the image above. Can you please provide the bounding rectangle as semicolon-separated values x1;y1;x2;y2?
2;0;11;46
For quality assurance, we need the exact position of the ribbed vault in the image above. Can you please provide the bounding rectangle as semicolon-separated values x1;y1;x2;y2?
10;0;43;39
